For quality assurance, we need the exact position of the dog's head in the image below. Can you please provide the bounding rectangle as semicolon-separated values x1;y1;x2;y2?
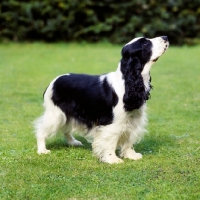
121;36;169;74
121;36;169;111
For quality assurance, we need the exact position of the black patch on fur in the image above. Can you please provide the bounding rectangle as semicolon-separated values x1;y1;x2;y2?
121;38;153;111
51;74;118;129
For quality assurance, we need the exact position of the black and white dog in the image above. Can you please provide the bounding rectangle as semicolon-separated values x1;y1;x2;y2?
34;36;169;164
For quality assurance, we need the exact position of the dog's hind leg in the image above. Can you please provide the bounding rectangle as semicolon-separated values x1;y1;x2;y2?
34;106;66;154
34;115;53;154
61;125;83;147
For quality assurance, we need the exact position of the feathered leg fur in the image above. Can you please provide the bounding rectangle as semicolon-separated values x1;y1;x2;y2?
91;125;124;164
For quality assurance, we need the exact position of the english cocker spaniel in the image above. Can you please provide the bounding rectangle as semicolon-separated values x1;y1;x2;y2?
34;36;169;164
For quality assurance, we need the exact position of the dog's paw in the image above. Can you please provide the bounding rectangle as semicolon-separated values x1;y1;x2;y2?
129;152;143;160
110;157;124;164
68;139;83;147
122;149;143;160
101;154;124;164
37;149;51;154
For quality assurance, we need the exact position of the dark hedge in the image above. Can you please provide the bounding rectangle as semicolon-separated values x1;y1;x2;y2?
1;0;200;44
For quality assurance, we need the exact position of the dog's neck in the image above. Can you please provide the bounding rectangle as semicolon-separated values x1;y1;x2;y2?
116;62;122;75
142;61;153;76
141;61;153;89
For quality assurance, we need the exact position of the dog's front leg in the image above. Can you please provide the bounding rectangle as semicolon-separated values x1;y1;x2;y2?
92;129;124;164
120;144;142;160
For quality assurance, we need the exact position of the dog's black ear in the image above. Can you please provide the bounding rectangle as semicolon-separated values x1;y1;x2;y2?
121;44;142;61
123;57;147;111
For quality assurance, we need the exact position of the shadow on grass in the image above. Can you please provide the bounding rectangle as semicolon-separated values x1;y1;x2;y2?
47;134;174;156
47;135;92;151
134;135;175;155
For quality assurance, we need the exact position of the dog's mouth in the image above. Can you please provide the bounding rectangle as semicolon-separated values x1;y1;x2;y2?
152;57;159;62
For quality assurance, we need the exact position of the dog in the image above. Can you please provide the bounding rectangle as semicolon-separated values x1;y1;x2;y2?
34;36;169;164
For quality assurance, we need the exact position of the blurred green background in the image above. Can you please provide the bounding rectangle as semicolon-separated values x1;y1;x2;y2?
1;0;200;45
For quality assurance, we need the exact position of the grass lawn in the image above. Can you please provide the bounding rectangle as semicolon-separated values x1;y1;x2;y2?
0;42;199;200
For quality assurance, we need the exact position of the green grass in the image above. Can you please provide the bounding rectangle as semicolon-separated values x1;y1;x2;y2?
0;42;199;200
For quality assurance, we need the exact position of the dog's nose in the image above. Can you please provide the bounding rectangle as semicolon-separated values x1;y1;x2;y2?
161;36;168;42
